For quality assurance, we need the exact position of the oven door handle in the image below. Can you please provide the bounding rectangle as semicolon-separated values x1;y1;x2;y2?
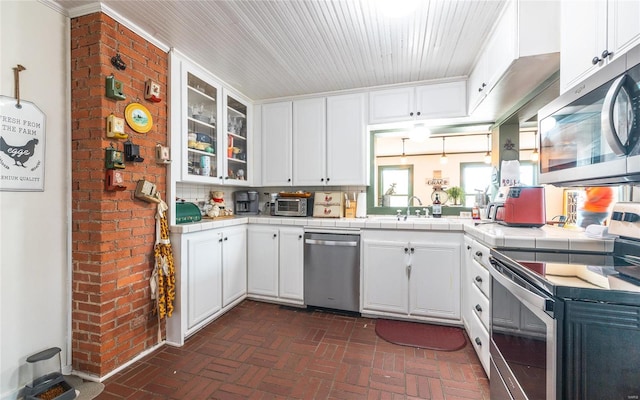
489;258;550;311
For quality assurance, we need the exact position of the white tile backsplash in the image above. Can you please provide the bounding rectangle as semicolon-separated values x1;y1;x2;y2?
175;182;366;209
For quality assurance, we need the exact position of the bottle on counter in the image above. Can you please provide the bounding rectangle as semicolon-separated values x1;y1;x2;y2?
472;203;480;220
432;194;442;218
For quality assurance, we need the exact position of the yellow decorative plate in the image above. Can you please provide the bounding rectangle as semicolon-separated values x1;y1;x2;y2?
124;102;153;133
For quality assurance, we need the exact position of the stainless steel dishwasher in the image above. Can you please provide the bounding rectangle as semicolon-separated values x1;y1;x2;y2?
304;229;360;312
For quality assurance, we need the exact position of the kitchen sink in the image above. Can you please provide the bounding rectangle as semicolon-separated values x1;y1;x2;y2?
370;216;437;222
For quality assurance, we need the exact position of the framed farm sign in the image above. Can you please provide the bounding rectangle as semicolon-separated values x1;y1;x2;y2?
0;95;46;191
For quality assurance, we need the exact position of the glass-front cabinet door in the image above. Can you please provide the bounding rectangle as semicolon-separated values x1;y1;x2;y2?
185;73;220;181
172;53;252;186
223;90;250;183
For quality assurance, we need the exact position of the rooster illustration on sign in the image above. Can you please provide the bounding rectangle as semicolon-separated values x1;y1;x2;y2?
0;136;39;167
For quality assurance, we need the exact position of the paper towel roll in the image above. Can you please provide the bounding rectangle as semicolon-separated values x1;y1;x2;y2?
356;192;367;218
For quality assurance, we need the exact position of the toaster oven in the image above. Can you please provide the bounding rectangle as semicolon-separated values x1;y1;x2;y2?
273;197;313;217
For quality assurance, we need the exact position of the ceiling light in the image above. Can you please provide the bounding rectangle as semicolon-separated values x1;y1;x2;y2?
484;133;492;164
531;131;540;162
440;137;448;165
400;137;408;164
409;123;430;142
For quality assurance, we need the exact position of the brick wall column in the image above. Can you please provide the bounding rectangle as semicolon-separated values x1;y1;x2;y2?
70;12;168;376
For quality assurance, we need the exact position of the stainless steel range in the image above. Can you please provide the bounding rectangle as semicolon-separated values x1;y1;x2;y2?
489;202;640;400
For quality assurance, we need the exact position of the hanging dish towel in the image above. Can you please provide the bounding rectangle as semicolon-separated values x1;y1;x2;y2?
151;196;176;325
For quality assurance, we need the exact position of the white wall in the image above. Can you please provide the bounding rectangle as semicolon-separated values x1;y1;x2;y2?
0;2;70;398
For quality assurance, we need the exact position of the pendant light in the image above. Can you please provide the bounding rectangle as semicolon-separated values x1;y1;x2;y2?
440;137;448;164
484;133;492;164
530;131;539;162
400;138;408;164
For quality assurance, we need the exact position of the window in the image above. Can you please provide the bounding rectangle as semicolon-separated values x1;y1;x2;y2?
378;165;413;207
460;161;538;207
460;163;493;207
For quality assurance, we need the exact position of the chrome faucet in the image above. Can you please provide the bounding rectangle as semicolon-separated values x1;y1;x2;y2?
405;196;422;220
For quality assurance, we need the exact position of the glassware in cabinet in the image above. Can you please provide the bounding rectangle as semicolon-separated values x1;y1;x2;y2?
225;93;249;182
186;73;218;179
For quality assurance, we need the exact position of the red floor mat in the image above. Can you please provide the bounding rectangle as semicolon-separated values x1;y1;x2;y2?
375;319;467;351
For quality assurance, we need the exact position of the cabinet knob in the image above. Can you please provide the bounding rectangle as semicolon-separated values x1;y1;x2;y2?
475;337;482;346
218;176;223;179
478;87;483;92
287;178;291;182
321;178;324;182
404;247;409;253
475;251;482;257
592;56;602;65
218;238;223;243
273;234;277;238
602;49;612;59
416;111;421;116
475;304;483;313
467;245;471;250
224;237;228;241
410;247;415;253
475;276;483;283
326;177;330;182
409;112;414;117
298;235;302;239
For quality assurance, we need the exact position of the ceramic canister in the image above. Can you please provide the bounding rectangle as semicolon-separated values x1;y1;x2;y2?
200;156;211;176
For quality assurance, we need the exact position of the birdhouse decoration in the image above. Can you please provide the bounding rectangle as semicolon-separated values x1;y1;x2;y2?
144;79;162;103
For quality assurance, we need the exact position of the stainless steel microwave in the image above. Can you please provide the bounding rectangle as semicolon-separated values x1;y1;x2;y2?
538;44;640;186
273;197;313;217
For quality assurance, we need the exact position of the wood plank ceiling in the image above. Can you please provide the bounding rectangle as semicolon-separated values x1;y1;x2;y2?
55;0;507;101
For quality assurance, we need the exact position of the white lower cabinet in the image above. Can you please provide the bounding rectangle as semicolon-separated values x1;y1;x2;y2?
463;236;491;377
167;225;247;346
222;226;248;307
247;225;304;305
362;230;461;322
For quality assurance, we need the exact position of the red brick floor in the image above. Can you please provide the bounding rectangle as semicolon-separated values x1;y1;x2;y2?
97;300;489;399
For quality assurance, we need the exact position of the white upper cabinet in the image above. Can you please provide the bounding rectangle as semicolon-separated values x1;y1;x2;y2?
467;5;516;114
415;81;467;120
292;97;327;186
326;92;368;186
369;81;466;125
561;0;640;93
170;52;253;187
263;93;368;187
467;0;560;116
261;101;293;186
223;89;252;184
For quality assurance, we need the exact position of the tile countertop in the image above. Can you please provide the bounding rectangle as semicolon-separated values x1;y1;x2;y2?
170;215;615;253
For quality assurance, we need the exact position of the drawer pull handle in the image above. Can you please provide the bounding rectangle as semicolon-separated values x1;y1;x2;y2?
475;304;482;312
475;276;483;283
475;337;482;346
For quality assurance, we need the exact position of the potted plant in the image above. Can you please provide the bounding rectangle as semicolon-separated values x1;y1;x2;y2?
447;186;464;205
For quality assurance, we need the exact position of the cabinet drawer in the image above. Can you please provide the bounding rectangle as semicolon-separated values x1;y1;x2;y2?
469;258;490;297
468;282;490;331
467;308;490;377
